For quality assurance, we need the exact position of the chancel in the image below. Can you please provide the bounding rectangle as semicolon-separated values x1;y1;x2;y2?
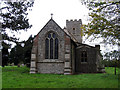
30;15;105;74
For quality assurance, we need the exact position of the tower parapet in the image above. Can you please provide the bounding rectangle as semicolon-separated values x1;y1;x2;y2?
66;19;82;24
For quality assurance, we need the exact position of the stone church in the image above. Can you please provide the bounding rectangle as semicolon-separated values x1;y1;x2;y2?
30;16;105;74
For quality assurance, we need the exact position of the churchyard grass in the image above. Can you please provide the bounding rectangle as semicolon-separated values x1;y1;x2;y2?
2;66;120;88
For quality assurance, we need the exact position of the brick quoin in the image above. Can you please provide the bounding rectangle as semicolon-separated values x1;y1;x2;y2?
65;35;70;45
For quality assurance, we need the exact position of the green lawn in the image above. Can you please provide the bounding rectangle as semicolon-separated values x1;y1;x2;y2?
2;66;120;88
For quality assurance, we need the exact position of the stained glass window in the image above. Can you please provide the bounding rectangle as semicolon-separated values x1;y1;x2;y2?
45;38;49;59
45;32;58;59
54;38;58;59
48;33;51;38
50;38;53;59
52;33;56;38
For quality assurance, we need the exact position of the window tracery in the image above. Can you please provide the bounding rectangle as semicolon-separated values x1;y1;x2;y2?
45;32;58;59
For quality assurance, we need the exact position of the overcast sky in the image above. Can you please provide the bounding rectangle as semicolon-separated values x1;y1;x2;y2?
12;0;118;54
18;0;89;40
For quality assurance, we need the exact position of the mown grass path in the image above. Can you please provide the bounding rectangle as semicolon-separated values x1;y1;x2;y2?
2;66;120;88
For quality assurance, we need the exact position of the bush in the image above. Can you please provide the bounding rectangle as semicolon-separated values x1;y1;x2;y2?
102;60;120;67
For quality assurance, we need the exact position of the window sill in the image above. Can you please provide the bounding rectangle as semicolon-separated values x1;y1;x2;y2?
81;62;87;64
38;59;64;63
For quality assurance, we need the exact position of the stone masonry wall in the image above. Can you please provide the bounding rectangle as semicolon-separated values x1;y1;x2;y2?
37;63;64;74
76;46;97;73
37;19;65;74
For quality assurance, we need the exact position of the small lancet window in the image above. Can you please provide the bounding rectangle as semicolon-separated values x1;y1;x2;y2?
45;38;49;59
45;32;59;59
55;38;58;59
50;38;53;59
81;51;87;62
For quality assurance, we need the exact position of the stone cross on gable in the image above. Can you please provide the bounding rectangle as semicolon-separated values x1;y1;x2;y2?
51;13;53;19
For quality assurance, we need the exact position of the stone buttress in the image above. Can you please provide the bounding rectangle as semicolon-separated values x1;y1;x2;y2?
30;35;38;73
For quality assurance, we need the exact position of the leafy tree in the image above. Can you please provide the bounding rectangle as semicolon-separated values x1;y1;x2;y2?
1;1;34;42
23;35;33;67
2;42;9;67
9;43;24;66
104;50;119;75
8;47;14;64
1;1;34;66
109;50;119;75
81;1;120;46
9;35;34;67
81;1;120;75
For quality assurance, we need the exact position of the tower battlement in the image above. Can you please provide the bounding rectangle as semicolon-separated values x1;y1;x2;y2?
66;19;82;24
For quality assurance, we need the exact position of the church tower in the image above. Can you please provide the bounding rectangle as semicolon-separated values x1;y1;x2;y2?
66;19;82;43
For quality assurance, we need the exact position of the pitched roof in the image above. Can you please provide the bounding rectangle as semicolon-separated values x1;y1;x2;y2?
33;18;75;41
63;28;78;42
76;42;95;48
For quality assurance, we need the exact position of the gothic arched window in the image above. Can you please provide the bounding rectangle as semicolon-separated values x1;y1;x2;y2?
81;51;87;62
45;32;58;59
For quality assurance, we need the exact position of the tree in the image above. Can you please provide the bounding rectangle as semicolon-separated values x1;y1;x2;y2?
81;1;120;74
2;42;9;67
1;1;34;42
81;1;120;46
9;35;34;67
104;50;119;75
9;43;24;66
110;50;119;75
1;1;34;66
23;35;33;67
